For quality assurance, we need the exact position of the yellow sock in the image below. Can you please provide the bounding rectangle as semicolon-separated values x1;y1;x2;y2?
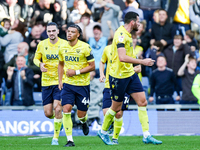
63;113;73;136
78;114;88;123
53;118;62;139
102;108;116;131
138;106;149;132
49;111;55;119
113;117;123;139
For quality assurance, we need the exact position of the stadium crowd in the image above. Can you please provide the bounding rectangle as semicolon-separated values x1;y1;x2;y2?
0;0;200;106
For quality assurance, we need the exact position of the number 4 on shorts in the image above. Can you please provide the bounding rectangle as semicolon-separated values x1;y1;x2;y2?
82;97;89;105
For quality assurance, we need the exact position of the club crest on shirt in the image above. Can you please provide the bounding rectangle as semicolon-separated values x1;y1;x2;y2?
114;95;118;100
76;49;81;53
65;49;68;53
130;42;133;47
118;36;124;42
45;47;48;50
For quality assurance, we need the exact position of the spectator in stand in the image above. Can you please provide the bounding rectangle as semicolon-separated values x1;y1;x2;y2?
136;20;151;55
0;18;11;53
163;34;194;91
0;50;5;88
6;55;35;106
69;0;92;24
152;9;159;24
35;21;48;39
88;25;107;78
113;0;126;11
122;0;144;22
52;0;69;39
67;0;76;12
147;41;164;71
91;1;104;22
183;30;199;58
0;19;25;63
177;54;200;104
150;9;176;50
77;13;100;41
149;56;180;104
4;42;41;91
33;0;54;23
21;0;36;27
24;25;44;54
139;0;162;31
97;0;120;39
0;0;21;25
1;18;11;31
168;0;190;36
189;0;200;27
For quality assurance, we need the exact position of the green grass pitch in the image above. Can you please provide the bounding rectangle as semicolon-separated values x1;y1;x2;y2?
0;136;200;150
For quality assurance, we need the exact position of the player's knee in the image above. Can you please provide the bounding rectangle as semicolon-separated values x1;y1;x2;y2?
77;113;86;118
137;99;147;107
44;111;53;118
115;111;123;119
63;105;72;113
54;106;62;115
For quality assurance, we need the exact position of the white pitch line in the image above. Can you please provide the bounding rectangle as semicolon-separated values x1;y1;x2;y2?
28;136;52;140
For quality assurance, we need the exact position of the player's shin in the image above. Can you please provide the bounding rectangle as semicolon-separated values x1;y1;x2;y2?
53;117;62;139
113;117;123;139
63;113;73;141
138;106;150;138
102;108;116;133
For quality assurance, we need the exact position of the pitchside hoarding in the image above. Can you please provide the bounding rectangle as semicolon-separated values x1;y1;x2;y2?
0;110;200;136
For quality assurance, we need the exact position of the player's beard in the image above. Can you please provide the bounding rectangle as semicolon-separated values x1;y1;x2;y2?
49;35;56;40
132;24;138;31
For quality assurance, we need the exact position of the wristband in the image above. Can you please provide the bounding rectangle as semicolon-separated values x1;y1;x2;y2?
75;70;80;75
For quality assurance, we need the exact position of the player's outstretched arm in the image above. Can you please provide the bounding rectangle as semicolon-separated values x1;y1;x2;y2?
58;60;64;90
118;47;155;66
99;61;106;82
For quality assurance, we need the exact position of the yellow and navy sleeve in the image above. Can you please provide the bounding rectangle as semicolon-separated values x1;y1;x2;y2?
115;32;126;49
33;42;42;67
85;45;94;62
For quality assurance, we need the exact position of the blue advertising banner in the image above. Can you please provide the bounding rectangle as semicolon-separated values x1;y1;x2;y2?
0;110;200;136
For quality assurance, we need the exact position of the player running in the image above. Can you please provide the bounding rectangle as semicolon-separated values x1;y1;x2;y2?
58;24;95;147
33;22;66;145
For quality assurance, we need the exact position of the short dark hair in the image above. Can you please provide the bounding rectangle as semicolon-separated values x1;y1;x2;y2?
2;18;10;24
188;55;196;63
158;9;167;14
157;55;167;61
81;12;91;18
68;24;83;39
186;30;195;40
153;41;164;52
174;34;183;40
47;22;58;29
93;25;101;31
124;11;139;24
